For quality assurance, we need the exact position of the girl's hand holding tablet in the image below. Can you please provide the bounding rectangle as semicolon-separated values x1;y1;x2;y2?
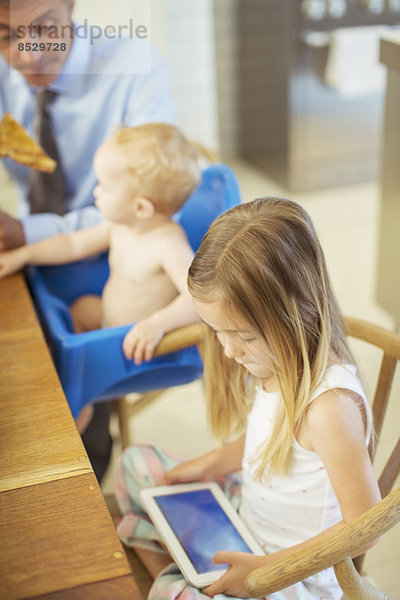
203;551;266;598
140;482;264;588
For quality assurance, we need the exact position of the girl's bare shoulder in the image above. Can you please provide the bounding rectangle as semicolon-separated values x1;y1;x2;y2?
304;388;367;450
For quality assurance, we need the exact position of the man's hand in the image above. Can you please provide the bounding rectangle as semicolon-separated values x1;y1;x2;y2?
0;210;25;251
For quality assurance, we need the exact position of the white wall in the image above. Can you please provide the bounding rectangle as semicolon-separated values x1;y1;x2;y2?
163;0;219;152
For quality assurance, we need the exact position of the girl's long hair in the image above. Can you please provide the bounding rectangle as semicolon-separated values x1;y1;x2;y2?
188;198;353;478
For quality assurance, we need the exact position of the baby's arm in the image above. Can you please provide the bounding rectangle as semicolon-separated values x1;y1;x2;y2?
0;222;111;279
122;230;199;364
204;389;382;598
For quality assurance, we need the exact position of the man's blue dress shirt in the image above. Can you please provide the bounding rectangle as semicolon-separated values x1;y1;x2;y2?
0;31;175;243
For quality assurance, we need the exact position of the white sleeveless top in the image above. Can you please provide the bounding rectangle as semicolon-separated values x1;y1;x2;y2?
239;364;372;599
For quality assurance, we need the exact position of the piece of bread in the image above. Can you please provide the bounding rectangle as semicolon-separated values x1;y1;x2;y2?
0;112;57;173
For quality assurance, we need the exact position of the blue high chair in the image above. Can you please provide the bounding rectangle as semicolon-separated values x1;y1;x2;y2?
26;164;241;442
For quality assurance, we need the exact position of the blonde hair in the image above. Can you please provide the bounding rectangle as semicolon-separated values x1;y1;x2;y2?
188;198;353;479
111;123;200;216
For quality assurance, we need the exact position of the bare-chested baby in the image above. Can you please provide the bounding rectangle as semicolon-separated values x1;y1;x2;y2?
0;123;201;427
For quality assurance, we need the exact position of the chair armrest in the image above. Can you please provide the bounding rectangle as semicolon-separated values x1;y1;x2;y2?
245;486;400;597
153;323;207;357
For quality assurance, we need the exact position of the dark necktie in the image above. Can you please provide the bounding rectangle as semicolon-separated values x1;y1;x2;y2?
29;90;65;215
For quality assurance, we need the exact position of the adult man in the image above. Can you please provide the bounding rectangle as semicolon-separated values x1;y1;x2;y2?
0;0;175;250
0;0;175;481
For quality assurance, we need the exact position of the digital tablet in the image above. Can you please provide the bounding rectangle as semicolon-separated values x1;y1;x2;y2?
140;481;264;587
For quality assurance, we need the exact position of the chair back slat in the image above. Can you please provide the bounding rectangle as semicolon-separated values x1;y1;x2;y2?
369;353;397;461
379;438;400;499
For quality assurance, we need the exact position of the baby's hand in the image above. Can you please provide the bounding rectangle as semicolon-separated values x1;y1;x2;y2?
122;317;164;365
0;247;27;279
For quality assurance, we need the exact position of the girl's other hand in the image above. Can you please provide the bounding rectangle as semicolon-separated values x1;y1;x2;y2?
162;438;245;486
161;451;219;485
203;551;265;598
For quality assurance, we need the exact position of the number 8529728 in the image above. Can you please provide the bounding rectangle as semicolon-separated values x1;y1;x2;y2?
17;42;67;52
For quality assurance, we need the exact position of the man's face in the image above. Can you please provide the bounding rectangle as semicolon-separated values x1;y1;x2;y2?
0;0;74;87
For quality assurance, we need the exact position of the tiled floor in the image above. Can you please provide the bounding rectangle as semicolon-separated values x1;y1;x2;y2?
102;159;400;597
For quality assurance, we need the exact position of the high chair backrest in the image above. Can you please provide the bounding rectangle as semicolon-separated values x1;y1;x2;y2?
178;163;241;251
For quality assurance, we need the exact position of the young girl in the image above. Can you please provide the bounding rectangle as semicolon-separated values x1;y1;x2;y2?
115;198;381;600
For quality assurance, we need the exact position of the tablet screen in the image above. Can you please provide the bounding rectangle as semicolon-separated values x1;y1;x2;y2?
154;488;252;573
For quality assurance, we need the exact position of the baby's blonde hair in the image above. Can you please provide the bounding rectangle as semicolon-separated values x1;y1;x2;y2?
111;123;200;216
188;198;354;479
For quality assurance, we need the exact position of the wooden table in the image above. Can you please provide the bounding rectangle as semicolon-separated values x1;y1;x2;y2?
0;274;141;600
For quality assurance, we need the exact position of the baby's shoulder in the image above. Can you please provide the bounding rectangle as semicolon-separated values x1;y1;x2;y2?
160;219;187;236
156;220;190;248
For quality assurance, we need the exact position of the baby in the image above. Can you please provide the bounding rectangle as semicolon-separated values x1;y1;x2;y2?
0;123;201;368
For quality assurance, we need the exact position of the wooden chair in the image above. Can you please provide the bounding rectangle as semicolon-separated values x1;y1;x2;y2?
110;317;400;598
245;486;400;600
245;316;400;600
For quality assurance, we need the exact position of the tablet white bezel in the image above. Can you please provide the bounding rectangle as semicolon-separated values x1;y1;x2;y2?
140;481;264;588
